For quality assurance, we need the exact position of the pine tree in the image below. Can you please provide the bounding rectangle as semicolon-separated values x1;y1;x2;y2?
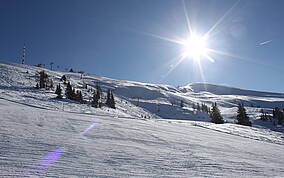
95;84;101;100
91;90;99;108
180;100;184;108
55;84;63;99
105;90;116;109
197;103;201;111
272;107;280;118
110;91;116;109
65;82;74;99
95;84;102;107
280;109;284;125
210;102;224;124
72;89;76;100
106;89;111;106
91;84;102;108
273;107;283;125
192;103;196;110
236;103;252;126
201;103;208;113
60;75;67;82
79;91;83;103
75;90;83;103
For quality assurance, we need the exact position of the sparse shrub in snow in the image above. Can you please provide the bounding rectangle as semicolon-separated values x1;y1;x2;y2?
235;103;252;126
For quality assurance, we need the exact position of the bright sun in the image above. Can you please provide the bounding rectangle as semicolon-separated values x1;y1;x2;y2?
183;34;208;60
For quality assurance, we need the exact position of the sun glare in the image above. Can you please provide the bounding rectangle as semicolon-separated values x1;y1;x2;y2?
183;34;207;60
142;0;242;80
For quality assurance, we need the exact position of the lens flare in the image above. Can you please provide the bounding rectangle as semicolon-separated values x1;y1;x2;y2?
33;120;100;176
137;0;245;84
80;120;100;136
183;34;208;61
37;147;65;172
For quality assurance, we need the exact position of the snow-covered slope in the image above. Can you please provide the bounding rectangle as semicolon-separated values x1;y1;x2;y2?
1;96;284;177
2;62;284;125
184;82;283;97
0;62;284;177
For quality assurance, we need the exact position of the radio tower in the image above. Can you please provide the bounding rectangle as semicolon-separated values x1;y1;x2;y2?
21;45;26;64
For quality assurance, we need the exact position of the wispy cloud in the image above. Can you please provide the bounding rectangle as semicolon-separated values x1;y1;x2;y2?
259;40;272;46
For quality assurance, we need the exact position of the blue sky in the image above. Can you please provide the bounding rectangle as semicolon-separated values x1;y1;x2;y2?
0;0;283;92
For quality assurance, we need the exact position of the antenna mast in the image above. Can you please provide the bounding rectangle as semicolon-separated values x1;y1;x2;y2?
21;45;26;64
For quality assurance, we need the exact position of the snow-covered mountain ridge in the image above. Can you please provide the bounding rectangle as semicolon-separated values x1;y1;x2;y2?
1;62;284;125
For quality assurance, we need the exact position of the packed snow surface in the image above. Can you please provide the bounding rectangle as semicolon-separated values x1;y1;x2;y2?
0;62;283;177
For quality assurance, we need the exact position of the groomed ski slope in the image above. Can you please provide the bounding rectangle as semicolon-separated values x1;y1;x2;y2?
0;62;283;177
0;98;284;177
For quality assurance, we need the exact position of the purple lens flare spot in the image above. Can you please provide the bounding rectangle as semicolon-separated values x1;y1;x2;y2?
80;120;100;136
37;147;64;171
34;120;100;175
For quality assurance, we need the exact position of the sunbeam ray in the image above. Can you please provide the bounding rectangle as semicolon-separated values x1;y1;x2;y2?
195;59;207;91
207;48;249;61
182;0;193;36
137;31;184;45
204;0;241;39
161;54;186;80
204;53;215;63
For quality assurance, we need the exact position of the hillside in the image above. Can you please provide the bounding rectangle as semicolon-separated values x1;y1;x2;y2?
1;62;284;125
0;62;284;177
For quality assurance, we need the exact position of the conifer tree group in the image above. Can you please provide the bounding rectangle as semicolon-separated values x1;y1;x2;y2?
91;84;102;108
106;89;116;109
65;82;84;103
33;71;117;109
35;70;53;89
192;102;210;114
91;91;100;108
